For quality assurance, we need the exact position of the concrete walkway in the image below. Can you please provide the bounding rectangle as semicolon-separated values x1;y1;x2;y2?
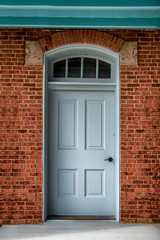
0;221;160;240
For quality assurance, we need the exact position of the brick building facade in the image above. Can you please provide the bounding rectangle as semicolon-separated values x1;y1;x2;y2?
0;29;160;224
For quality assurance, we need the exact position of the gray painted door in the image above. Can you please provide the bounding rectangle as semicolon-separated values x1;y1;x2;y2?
49;90;115;216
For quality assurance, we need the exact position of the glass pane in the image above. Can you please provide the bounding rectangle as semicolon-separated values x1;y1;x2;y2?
54;60;66;78
83;58;96;78
68;58;81;78
98;60;111;78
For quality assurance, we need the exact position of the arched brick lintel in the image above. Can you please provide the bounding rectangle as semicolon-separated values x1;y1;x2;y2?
38;30;125;54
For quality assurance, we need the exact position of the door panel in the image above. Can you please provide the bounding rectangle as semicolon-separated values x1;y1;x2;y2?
86;100;105;149
85;170;105;197
58;100;78;149
58;169;78;197
49;90;115;216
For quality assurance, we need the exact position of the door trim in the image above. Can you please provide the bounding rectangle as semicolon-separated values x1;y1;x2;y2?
42;44;120;222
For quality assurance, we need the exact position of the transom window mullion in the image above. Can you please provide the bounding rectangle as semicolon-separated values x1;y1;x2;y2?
81;57;83;78
96;59;98;79
66;59;68;78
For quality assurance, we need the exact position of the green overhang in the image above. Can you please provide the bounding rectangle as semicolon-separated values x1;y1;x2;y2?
0;0;160;29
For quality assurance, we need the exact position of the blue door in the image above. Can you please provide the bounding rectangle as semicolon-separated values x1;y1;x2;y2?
48;89;116;216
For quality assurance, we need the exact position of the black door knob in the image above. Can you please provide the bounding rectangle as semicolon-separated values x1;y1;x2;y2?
104;157;113;162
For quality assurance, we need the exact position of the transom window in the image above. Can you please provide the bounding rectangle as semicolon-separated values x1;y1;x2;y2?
52;57;111;80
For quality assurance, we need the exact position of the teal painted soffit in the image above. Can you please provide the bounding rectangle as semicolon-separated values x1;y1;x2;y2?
0;0;160;29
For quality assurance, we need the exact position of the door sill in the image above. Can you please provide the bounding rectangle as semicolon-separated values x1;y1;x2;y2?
47;215;116;221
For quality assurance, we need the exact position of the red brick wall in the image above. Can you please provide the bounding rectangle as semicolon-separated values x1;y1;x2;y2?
0;29;159;224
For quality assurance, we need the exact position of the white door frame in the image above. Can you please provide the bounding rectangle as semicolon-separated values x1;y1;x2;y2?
42;44;120;222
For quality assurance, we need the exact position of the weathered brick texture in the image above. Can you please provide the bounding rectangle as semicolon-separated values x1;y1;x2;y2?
0;29;159;224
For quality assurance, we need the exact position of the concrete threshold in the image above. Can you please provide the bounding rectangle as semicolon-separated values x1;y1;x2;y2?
0;221;160;240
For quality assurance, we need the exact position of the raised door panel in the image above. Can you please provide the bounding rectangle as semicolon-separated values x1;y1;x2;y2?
58;169;78;197
58;100;77;149
85;170;105;197
85;100;105;149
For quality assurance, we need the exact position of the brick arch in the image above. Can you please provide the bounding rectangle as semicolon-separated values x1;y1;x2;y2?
38;30;125;53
